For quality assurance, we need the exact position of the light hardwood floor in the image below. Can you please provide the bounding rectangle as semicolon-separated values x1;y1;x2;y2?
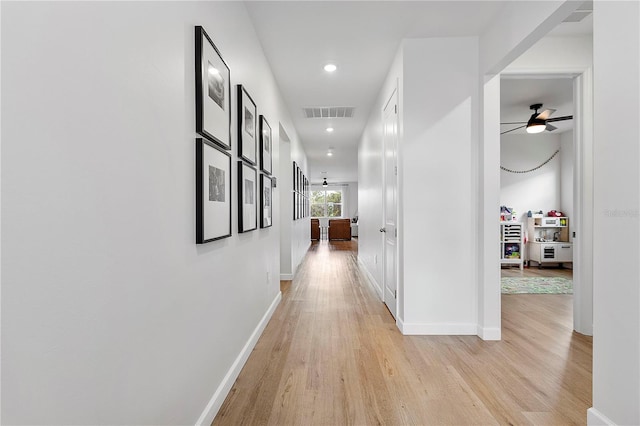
214;240;592;425
501;265;573;279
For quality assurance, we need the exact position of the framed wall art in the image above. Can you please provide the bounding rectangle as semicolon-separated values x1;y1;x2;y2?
260;174;273;228
238;161;257;233
298;169;303;194
237;85;257;165
195;26;231;150
293;191;298;220
292;162;298;192
259;115;272;175
196;138;231;243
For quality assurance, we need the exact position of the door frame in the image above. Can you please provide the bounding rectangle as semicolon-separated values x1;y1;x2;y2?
481;66;594;337
382;86;399;319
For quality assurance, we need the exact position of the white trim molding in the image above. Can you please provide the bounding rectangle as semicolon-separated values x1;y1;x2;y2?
398;320;477;336
196;291;282;425
477;325;501;341
357;257;382;299
587;408;617;426
280;273;293;281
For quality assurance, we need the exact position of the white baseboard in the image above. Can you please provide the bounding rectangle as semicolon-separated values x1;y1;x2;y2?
357;257;382;299
195;291;282;425
587;408;617;426
477;325;501;341
398;321;477;335
280;273;293;281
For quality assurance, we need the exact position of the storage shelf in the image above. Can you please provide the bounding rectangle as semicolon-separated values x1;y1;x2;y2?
500;222;523;270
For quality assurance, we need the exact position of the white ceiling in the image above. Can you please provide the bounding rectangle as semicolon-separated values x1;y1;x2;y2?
245;1;506;183
500;77;574;135
245;1;590;183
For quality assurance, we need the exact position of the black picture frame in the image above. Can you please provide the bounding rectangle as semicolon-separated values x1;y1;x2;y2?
195;26;231;150
292;162;298;193
294;191;299;220
298;169;303;193
260;174;273;228
238;161;258;232
259;115;272;175
237;85;257;165
196;138;231;243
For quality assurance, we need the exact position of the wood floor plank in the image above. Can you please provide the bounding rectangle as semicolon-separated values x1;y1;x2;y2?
213;240;592;425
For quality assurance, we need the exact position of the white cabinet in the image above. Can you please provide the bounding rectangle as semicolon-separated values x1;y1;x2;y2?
500;222;523;270
529;242;573;264
556;243;573;262
526;216;572;267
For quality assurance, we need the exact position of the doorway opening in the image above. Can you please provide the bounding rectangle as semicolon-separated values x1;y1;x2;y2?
482;26;594;338
499;76;575;296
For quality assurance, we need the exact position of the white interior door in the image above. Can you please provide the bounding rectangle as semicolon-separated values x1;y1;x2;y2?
382;90;398;319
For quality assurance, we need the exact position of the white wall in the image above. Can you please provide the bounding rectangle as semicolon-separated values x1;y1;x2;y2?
360;37;480;334
1;2;306;424
356;1;585;340
279;126;310;281
358;47;403;300
480;1;581;75
560;131;574;222
589;1;640;425
345;182;359;219
500;133;562;222
400;37;478;334
507;36;594;72
477;1;582;341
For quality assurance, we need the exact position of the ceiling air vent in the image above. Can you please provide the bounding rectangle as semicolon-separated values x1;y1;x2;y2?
303;106;355;119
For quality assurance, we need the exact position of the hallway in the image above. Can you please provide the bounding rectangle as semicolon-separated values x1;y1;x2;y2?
214;241;592;425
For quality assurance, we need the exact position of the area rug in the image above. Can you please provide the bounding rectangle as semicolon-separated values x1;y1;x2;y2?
501;277;573;294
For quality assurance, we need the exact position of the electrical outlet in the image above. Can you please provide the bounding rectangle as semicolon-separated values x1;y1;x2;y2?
266;271;271;284
374;255;378;264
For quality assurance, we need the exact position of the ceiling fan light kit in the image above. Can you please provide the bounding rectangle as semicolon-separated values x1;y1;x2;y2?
501;102;574;135
526;117;547;134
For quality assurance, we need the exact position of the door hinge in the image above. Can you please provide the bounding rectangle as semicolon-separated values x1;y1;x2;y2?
394;105;397;114
395;228;397;238
394;166;398;176
394;290;397;299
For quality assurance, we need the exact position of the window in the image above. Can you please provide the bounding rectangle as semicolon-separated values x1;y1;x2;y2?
311;189;343;218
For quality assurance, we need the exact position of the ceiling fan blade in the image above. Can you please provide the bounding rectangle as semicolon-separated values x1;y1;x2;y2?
546;115;573;123
500;124;527;135
500;121;527;125
536;109;556;120
546;123;558;132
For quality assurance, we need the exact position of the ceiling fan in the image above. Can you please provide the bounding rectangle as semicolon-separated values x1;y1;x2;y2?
501;103;573;135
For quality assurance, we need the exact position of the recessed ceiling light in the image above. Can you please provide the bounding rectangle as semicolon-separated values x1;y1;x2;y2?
326;127;334;133
327;151;333;157
324;64;337;73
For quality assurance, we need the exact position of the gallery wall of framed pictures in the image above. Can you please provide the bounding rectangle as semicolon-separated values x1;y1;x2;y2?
292;161;309;221
194;25;276;243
